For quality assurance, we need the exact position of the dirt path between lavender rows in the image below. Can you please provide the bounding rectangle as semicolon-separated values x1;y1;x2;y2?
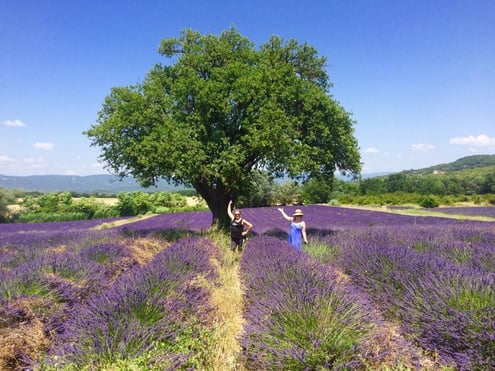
207;242;246;370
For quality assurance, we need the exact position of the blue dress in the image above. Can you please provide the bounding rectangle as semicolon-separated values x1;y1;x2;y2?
288;222;303;250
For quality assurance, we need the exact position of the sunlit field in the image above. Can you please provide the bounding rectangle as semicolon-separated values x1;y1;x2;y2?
1;205;494;370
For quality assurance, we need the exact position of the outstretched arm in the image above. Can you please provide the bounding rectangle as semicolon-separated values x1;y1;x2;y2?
227;200;234;220
277;208;292;222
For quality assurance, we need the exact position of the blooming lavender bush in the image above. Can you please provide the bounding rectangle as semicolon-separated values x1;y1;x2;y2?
44;237;220;369
408;226;495;274
0;228;139;369
234;205;493;237
314;224;495;274
0;229;123;286
0;216;130;235
330;226;495;370
115;211;212;235
239;236;383;369
434;206;495;218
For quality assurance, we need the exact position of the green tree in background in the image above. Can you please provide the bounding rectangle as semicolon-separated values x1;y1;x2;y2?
301;178;333;204
23;192;73;213
85;28;361;227
235;170;276;207
0;187;16;222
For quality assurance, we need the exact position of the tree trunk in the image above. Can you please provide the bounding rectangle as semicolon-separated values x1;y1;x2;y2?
193;180;231;229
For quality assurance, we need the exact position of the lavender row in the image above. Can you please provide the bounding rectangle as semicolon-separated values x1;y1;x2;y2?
329;228;495;370
0;229;121;274
4;205;493;240
0;216;132;235
407;226;495;274
433;206;495;218
239;205;494;235
0;232;136;313
317;225;495;275
238;236;425;369
113;211;212;235
0;229;141;369
43;237;219;369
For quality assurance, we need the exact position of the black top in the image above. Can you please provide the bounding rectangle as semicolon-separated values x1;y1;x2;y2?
230;218;244;239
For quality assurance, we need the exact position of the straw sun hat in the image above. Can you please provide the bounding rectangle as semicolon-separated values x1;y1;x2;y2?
292;209;304;217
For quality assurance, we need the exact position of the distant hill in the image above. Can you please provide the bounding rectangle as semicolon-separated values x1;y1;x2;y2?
1;155;493;193
0;174;183;194
0;170;387;194
401;154;495;176
340;171;391;180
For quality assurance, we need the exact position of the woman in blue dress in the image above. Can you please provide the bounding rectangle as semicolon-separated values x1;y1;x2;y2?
277;207;308;250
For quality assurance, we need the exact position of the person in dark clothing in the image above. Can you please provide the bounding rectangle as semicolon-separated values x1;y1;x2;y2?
227;200;253;252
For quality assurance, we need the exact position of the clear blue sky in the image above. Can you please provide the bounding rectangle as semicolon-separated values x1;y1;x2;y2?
1;0;494;176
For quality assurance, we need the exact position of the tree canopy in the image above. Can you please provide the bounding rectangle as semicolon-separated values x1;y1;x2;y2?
85;28;361;227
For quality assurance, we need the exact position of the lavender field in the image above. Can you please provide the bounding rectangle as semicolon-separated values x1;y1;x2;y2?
434;206;495;218
1;205;494;369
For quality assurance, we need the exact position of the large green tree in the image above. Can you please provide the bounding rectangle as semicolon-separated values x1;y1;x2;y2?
85;28;361;227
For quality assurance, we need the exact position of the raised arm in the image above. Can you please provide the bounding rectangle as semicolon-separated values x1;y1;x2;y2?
277;208;293;222
227;200;234;220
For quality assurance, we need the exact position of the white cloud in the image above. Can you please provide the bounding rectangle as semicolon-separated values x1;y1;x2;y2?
449;134;495;146
23;157;45;165
34;142;54;150
364;147;380;154
0;155;15;163
411;143;435;152
2;119;26;127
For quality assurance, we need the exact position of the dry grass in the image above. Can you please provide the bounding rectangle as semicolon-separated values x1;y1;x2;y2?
203;232;246;371
91;214;157;230
6;204;21;213
126;236;167;265
73;197;119;205
0;297;52;370
357;322;450;370
186;196;206;207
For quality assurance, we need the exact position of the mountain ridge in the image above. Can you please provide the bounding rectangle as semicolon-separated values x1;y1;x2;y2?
400;154;495;175
1;154;494;193
0;174;181;194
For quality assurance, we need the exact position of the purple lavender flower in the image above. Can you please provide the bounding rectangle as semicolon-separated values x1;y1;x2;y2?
45;237;219;368
239;236;381;369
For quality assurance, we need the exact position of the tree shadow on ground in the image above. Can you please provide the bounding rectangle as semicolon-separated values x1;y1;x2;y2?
306;228;337;239
263;228;337;240
263;228;288;240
